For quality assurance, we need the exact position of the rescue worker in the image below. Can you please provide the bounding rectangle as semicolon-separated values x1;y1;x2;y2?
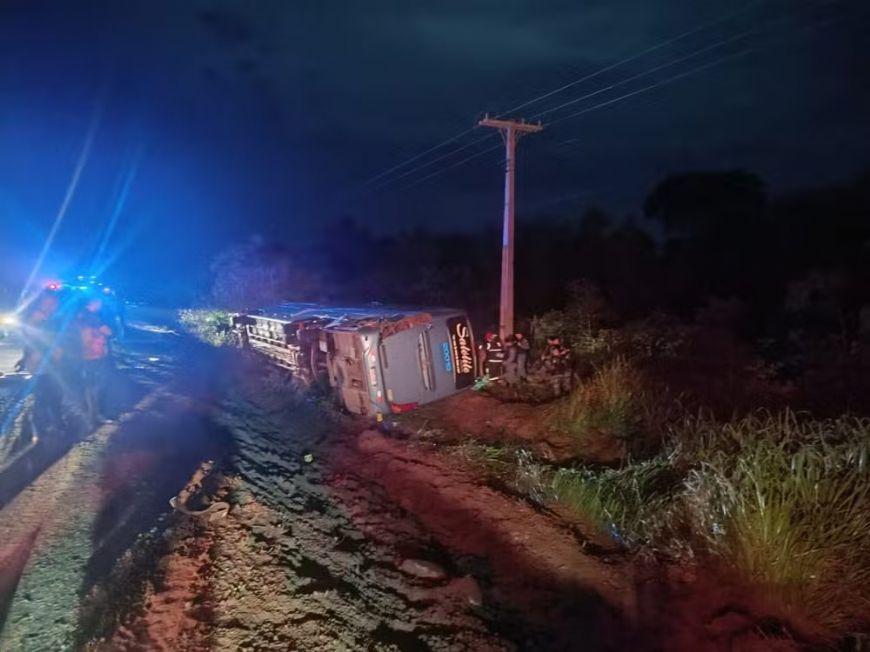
76;297;114;426
514;331;530;383
480;331;505;379
541;335;573;396
15;292;64;439
477;332;490;375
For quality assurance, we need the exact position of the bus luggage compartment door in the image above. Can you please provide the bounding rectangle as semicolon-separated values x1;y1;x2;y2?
327;331;370;415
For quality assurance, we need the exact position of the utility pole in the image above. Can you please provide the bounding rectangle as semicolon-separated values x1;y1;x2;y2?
479;115;542;340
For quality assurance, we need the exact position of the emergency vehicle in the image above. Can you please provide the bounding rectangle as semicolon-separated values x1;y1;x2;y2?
0;277;126;339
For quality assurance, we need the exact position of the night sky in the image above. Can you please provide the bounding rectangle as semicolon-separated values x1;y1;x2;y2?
1;0;868;297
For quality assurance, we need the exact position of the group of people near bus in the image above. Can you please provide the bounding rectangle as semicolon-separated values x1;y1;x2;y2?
477;329;573;395
14;288;118;439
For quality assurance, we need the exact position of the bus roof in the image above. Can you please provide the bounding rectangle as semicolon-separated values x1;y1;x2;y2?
252;302;463;327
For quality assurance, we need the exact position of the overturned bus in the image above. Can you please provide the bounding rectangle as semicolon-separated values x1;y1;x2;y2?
232;303;477;417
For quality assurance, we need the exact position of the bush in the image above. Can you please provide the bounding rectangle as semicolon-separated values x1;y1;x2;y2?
178;308;234;347
531;280;689;370
531;280;615;368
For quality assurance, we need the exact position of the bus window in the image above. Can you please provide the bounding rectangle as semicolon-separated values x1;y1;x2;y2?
417;331;435;391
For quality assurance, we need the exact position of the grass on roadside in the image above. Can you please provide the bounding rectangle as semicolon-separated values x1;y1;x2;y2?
546;358;659;450
452;440;515;474
450;441;552;503
550;410;870;639
178;308;234;346
552;454;685;552
681;412;870;635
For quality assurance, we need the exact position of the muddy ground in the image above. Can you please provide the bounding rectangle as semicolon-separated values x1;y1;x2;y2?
0;315;797;651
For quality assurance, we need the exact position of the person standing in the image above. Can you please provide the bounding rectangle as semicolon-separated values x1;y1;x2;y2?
514;331;530;383
541;335;573;396
16;292;64;439
76;298;114;426
477;331;492;377
480;331;505;379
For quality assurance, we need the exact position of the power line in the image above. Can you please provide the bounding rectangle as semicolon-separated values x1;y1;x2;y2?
358;125;478;188
532;0;842;123
395;48;754;193
396;143;503;192
358;0;764;191
500;0;763;116
529;28;754;121
548;48;754;127
381;34;754;192
379;1;845;193
547;3;850;130
369;132;496;190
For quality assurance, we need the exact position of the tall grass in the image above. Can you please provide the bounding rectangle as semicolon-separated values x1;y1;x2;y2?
552;411;870;638
546;358;645;443
552;455;685;550
681;413;870;634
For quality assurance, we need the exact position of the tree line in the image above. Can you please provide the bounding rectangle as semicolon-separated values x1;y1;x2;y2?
211;169;870;350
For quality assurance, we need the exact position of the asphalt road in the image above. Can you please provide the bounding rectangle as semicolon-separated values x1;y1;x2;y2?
0;306;214;649
0;334;21;376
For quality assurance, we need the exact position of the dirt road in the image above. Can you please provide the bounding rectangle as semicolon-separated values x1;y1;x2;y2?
0;313;774;651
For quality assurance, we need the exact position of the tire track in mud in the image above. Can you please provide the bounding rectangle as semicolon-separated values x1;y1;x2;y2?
328;431;635;651
71;350;636;650
198;377;644;651
209;394;511;651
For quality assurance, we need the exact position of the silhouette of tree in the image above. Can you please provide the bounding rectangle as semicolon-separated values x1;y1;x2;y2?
210;236;322;309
